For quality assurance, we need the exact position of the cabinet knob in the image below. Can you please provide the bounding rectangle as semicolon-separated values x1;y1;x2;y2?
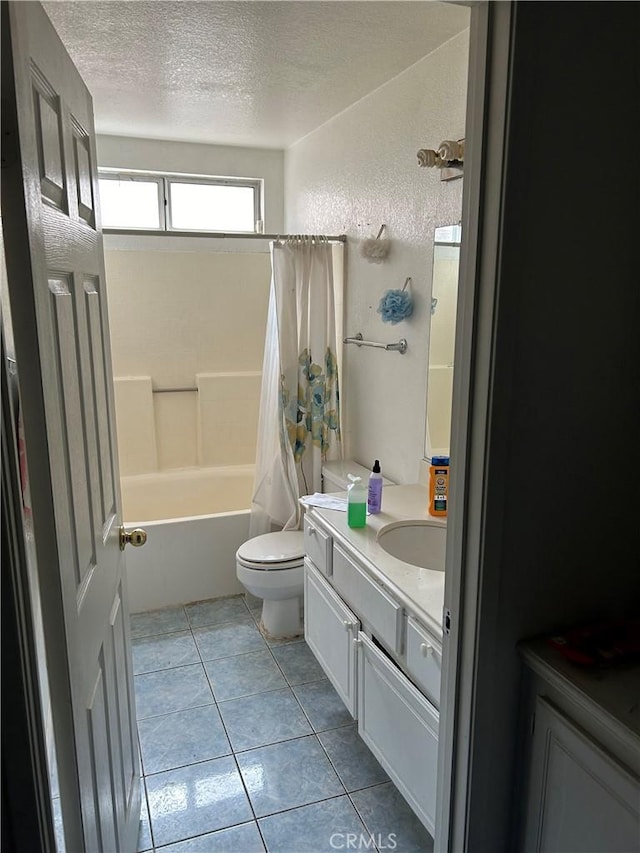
353;637;363;647
343;620;356;632
420;642;433;657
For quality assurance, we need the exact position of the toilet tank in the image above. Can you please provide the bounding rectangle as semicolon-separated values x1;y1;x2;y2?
321;460;394;493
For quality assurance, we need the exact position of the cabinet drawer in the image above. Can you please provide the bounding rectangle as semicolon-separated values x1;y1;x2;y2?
357;632;439;835
405;616;442;709
304;516;332;576
304;559;358;717
333;544;402;654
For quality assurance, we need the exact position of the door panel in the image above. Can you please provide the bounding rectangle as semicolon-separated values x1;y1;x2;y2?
87;661;118;853
32;66;67;211
48;272;97;593
2;3;140;850
83;275;117;531
109;587;137;819
72;122;96;227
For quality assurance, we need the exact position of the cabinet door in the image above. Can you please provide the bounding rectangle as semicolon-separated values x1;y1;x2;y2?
304;559;358;717
523;698;640;853
357;632;439;835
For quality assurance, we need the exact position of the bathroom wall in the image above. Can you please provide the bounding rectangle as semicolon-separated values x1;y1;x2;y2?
285;30;469;484
104;249;270;475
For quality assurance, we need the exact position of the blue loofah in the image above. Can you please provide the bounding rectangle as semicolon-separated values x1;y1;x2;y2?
377;288;414;324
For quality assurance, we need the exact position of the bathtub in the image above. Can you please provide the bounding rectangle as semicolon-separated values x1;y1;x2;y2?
121;465;254;612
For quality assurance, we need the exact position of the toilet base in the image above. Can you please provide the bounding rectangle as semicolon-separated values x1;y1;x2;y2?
261;596;302;638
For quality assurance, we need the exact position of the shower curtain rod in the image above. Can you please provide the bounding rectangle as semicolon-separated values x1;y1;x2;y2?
103;229;347;243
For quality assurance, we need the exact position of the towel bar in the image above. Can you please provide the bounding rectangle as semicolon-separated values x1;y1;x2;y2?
344;333;408;355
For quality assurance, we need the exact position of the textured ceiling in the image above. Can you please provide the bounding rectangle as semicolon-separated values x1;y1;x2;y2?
44;1;469;148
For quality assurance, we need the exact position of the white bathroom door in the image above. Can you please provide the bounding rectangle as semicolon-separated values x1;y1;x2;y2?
3;3;140;851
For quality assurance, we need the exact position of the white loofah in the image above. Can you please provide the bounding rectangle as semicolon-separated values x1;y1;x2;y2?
360;225;391;263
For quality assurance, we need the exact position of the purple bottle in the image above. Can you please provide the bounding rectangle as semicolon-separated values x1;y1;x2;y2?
367;460;383;514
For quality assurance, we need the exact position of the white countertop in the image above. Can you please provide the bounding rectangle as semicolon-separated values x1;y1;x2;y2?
307;484;446;638
520;638;640;742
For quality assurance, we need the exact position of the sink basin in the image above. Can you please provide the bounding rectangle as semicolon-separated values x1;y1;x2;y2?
376;520;446;571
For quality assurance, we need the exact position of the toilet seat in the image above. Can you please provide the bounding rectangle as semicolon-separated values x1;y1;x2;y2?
236;531;304;572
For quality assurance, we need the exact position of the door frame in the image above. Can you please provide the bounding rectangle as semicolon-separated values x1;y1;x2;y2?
1;331;56;853
2;2;516;851
435;2;514;851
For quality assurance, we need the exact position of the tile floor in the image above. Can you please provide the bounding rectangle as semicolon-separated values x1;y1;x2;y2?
131;595;434;852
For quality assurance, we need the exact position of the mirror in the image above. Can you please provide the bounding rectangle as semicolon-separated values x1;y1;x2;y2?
425;224;461;460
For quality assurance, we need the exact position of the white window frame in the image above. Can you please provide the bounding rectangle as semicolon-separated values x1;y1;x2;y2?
98;169;263;234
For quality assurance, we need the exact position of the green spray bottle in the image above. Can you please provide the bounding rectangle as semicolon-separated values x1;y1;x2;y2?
347;474;367;528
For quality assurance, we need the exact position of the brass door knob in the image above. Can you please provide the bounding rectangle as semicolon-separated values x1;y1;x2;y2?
119;525;147;551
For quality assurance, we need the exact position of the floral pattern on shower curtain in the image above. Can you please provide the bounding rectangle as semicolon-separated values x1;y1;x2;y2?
250;237;343;535
281;347;340;463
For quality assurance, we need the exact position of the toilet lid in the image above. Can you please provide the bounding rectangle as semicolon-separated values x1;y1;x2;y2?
237;531;304;565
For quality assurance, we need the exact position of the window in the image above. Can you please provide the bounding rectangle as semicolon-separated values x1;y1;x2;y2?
99;175;163;229
98;170;262;233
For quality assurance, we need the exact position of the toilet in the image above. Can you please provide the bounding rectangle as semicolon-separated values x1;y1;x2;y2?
236;461;393;638
236;531;305;638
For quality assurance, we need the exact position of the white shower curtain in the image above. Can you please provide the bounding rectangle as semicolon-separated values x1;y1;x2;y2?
250;237;343;536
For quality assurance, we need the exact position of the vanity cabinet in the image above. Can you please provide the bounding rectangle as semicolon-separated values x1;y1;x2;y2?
303;511;442;836
304;559;358;716
519;643;640;853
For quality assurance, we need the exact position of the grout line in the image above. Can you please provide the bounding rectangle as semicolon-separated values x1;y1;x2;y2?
137;729;146;780
184;595;255;631
141;774;156;851
152;817;261;852
133;658;203;678
132;596;250;638
203;643;280;667
256;789;350;823
133;658;207;678
346;781;397;853
311;724;381;848
225;728;317;756
191;622;270;668
135;696;216;723
216;683;302;709
130;605;191;641
132;627;193;642
288;680;354;738
151;821;264;853
141;750;232;779
209;681;267;848
189;613;258;633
